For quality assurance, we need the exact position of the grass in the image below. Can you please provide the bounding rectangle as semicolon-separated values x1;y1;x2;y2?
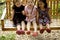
0;33;16;40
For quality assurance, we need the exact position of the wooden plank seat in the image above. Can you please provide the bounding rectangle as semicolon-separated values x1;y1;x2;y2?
1;19;60;31
4;19;60;28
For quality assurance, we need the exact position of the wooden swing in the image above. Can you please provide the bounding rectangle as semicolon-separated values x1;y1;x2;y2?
1;0;60;31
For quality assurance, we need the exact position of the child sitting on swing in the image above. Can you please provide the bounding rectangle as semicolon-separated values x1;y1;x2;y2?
11;0;26;35
24;0;38;36
37;0;51;34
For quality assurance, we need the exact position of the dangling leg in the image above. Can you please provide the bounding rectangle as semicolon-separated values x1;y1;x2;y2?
33;21;37;32
46;24;51;33
39;24;45;34
39;19;45;34
21;21;25;34
32;21;38;37
16;24;22;35
17;24;21;30
26;22;31;35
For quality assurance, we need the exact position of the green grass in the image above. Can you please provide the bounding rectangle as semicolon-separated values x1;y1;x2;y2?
0;33;16;40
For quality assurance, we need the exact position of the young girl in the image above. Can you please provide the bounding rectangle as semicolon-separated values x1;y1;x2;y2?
12;0;26;27
12;0;26;35
37;0;51;34
24;0;38;36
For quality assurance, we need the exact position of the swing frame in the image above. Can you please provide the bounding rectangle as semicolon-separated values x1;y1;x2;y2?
1;0;60;31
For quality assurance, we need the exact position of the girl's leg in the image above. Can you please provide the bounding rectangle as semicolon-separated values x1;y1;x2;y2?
26;22;31;35
27;22;31;31
46;24;50;29
21;21;25;34
39;24;45;34
46;24;51;33
39;24;43;29
17;24;21;30
21;21;25;31
16;24;22;35
16;20;26;35
32;21;38;37
33;21;37;32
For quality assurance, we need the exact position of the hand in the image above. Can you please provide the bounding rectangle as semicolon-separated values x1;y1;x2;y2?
30;16;35;19
22;11;25;15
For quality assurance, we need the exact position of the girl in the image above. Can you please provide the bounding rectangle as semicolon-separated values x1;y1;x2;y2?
12;0;26;35
24;0;38;36
12;0;26;27
37;0;51;34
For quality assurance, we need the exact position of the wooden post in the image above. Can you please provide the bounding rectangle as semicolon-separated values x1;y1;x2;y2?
6;0;11;19
1;20;4;30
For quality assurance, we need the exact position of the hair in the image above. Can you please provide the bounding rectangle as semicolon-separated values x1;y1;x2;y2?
37;0;48;9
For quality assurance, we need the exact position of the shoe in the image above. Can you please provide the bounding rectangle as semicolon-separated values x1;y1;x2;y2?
32;32;38;37
26;31;31;35
40;28;45;34
21;30;25;35
46;28;51;33
16;30;21;35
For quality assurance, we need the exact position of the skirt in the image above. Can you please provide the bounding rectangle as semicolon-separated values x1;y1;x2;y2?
39;17;50;26
13;13;26;25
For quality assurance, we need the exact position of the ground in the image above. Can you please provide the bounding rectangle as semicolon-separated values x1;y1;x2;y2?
0;29;60;40
0;23;60;40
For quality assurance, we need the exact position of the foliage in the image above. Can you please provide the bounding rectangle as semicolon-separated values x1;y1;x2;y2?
0;33;16;40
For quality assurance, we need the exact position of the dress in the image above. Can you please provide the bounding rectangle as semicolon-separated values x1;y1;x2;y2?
38;8;51;26
13;5;26;25
24;5;37;22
